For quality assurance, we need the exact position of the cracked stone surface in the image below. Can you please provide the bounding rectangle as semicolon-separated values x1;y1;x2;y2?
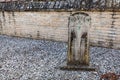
0;35;119;80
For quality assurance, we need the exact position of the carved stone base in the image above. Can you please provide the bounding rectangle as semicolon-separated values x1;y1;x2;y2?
58;62;96;71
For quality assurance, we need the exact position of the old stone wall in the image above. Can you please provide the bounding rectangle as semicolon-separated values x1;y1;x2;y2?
89;12;120;49
0;11;120;49
0;12;69;41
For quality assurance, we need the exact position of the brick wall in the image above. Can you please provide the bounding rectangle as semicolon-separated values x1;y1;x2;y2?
89;12;120;49
0;12;69;41
0;11;120;49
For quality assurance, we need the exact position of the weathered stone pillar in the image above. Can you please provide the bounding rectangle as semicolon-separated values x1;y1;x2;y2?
67;12;90;66
60;12;95;71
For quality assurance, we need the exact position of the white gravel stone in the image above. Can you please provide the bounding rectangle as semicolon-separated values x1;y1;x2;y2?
0;35;119;80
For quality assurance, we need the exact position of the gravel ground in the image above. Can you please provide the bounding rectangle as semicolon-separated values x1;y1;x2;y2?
0;35;119;80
